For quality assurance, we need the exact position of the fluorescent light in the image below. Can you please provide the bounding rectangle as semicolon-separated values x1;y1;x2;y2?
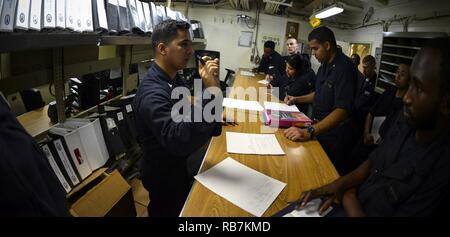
315;4;344;19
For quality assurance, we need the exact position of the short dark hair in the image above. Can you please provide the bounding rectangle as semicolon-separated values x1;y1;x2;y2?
351;53;360;61
264;40;275;50
151;20;191;50
286;54;309;75
421;37;450;95
308;26;337;50
362;55;376;66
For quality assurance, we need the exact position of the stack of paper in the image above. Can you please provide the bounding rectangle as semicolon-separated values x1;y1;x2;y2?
226;132;285;155
371;116;386;142
240;71;255;77
194;157;286;217
223;98;264;112
263;101;300;112
258;79;270;85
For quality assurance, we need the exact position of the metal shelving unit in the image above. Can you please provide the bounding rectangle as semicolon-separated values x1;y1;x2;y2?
375;32;448;93
0;32;207;139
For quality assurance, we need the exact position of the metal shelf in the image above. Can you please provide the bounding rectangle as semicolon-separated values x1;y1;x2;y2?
380;69;396;76
0;33;152;53
383;32;448;39
381;60;400;67
384;43;421;50
378;77;396;86
382;52;414;60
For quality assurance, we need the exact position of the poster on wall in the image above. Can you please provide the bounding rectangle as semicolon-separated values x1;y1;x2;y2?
239;31;253;47
285;21;299;40
261;34;282;52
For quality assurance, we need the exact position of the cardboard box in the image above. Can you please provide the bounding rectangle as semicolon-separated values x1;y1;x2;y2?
69;169;136;217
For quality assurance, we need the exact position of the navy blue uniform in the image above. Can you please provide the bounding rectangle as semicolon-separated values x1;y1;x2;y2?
346;88;404;173
133;63;222;217
352;72;378;139
0;94;69;216
370;88;403;140
313;50;357;174
271;70;316;113
357;114;450;216
257;51;285;76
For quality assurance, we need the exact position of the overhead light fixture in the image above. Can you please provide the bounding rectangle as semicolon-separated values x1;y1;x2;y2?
314;3;344;19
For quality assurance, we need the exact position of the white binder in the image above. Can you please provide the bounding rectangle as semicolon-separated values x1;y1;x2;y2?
126;0;141;33
42;144;72;193
14;0;30;30
165;7;176;20
65;0;76;31
49;126;92;180
55;0;65;29
156;5;166;21
0;0;17;32
135;0;146;32
42;0;55;29
81;0;93;32
29;0;41;30
62;118;110;171
141;1;152;33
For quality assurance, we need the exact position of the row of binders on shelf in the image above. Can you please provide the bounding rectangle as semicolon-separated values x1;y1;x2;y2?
0;0;196;36
40;94;137;194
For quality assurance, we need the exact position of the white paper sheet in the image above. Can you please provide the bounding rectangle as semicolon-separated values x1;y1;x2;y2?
240;71;255;77
263;101;300;112
222;98;264;111
226;132;285;155
194;157;286;217
258;79;270;85
283;199;333;217
371;116;386;142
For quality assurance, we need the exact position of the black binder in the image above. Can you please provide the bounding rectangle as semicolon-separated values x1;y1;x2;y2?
40;141;74;191
93;112;127;157
106;0;119;34
92;0;108;33
47;133;83;184
103;105;135;150
117;0;130;34
107;94;137;146
126;0;143;34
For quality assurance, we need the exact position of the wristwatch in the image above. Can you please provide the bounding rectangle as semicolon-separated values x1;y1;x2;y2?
306;125;315;139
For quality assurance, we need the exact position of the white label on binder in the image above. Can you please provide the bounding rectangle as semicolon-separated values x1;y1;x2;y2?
106;118;117;129
126;104;132;113
42;144;72;193
117;112;123;121
54;139;80;185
